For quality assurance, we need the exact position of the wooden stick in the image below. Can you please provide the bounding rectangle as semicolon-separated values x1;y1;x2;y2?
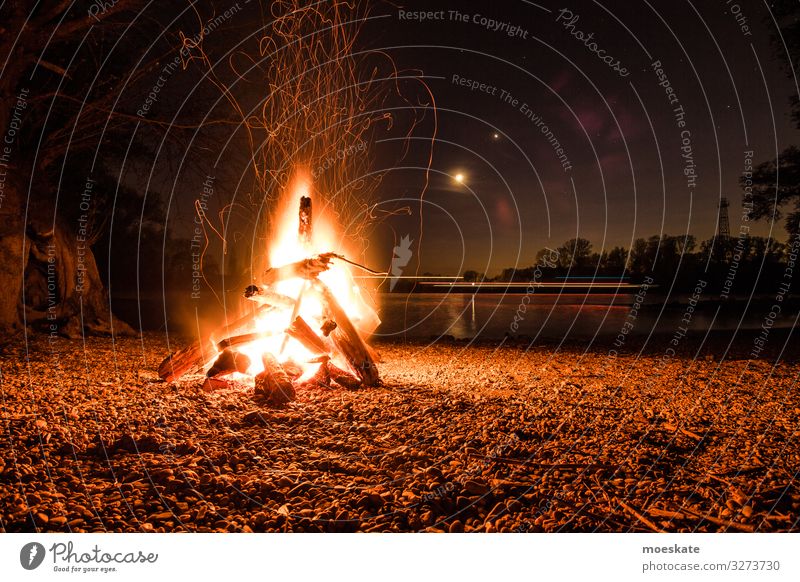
262;255;333;285
285;315;327;355
280;281;307;354
158;340;215;382
712;465;765;477
680;506;755;532
648;508;687;520
618;500;665;533
663;422;704;441
312;279;379;385
556;495;632;530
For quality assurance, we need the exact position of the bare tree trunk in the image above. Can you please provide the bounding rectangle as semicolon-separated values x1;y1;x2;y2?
0;5;139;337
0;174;27;333
22;214;135;338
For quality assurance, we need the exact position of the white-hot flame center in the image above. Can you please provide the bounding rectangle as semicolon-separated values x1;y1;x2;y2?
229;174;378;381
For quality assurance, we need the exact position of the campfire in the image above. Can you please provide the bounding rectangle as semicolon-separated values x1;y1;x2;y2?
158;186;381;405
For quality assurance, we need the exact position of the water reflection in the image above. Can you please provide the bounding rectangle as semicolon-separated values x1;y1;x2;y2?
374;293;794;340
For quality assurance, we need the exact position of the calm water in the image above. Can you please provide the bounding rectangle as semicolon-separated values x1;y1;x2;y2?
117;291;797;339
373;293;796;341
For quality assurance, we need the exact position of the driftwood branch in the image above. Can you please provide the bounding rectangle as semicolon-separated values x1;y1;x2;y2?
680;506;755;532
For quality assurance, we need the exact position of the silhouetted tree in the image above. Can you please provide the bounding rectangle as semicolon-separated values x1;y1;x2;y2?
603;246;629;272
556;238;593;270
0;2;237;335
745;1;800;236
462;270;485;282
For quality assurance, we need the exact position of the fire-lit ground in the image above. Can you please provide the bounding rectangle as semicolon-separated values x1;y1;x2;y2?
2;332;799;533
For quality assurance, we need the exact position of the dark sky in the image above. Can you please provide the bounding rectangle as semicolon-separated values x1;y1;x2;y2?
131;0;799;279
345;0;800;276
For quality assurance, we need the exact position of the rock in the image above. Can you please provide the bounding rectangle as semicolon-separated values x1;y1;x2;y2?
152;512;174;521
448;520;464;533
463;479;489;495
203;377;232;392
3;332;799;535
486;501;506;521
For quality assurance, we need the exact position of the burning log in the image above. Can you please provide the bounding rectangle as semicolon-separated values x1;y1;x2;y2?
320;319;337;336
327;361;361;390
281;359;303;380
158;305;269;381
312;279;379;386
297;358;360;390
243;285;296;308
261;252;340;285
158;340;216;383
216;333;266;351
308;358;331;388
158;196;381;389
298;358;360;390
206;349;251;377
299;196;312;245
285;316;328;355
254;353;296;407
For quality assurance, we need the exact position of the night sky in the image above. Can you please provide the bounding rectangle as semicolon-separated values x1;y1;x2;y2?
346;0;800;276
108;0;800;280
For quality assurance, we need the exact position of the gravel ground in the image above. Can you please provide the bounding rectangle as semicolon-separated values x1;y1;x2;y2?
1;331;799;532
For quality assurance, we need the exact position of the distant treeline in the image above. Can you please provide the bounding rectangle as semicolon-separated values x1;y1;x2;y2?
460;235;799;296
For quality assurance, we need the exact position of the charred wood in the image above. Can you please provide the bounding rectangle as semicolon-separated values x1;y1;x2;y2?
285;316;328;355
254;353;296;407
312;280;379;386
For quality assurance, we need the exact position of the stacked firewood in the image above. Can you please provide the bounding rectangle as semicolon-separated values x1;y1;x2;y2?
157;196;379;403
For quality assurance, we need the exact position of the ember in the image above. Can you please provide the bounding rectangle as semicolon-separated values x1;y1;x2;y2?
158;186;380;399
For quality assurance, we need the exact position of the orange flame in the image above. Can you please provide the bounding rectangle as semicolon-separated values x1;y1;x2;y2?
237;171;379;380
